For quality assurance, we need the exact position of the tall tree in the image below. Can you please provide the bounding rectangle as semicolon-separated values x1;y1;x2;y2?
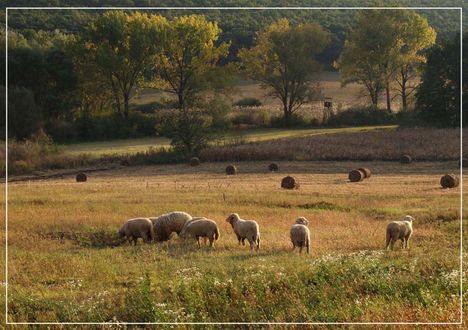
239;19;330;126
86;11;166;118
416;34;461;127
150;15;230;154
338;10;435;111
394;12;436;111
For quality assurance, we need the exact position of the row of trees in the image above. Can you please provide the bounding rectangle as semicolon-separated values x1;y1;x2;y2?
4;9;464;153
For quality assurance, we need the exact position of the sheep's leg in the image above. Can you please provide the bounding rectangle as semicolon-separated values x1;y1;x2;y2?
385;236;391;250
406;237;410;249
299;246;303;254
390;239;395;251
292;243;296;251
242;238;246;246
306;241;310;254
248;239;254;251
196;236;201;247
209;236;214;247
203;237;208;246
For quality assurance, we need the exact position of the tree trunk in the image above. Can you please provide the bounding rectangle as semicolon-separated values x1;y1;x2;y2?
123;93;130;119
109;76;121;115
401;87;407;111
386;83;391;112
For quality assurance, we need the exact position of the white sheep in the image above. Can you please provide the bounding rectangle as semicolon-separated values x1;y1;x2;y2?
290;217;311;254
149;211;192;242
179;218;220;247
226;213;260;251
118;218;154;245
386;215;414;250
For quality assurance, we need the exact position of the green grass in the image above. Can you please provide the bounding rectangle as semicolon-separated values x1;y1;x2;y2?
59;125;396;157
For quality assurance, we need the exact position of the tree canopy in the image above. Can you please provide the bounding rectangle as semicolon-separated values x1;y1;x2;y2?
239;18;330;125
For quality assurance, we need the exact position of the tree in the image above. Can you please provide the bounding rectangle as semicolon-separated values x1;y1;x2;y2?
85;11;166;118
150;15;230;154
416;34;461;127
394;12;436;111
338;10;435;111
239;19;330;126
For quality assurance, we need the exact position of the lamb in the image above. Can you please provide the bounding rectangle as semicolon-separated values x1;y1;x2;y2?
149;211;193;242
290;217;311;254
118;218;154;245
386;215;414;250
179;218;220;247
226;213;260;251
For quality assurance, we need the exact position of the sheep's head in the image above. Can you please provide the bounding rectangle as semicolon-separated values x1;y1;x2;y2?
403;215;415;222
295;217;309;226
226;213;240;225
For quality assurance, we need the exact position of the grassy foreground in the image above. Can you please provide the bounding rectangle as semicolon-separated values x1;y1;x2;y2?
3;160;465;324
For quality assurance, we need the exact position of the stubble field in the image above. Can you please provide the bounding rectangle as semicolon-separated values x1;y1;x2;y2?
2;160;465;324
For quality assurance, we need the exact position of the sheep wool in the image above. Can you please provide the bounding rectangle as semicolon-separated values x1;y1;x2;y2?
179;218;220;247
226;213;261;251
118;218;154;245
386;215;414;250
290;217;311;254
150;211;193;242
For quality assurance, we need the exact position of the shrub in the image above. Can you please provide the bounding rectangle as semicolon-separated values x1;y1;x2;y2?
326;107;397;126
132;98;178;114
207;94;232;131
233;97;262;107
231;108;271;128
271;113;309;128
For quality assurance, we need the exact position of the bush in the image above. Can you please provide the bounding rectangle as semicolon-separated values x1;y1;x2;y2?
207;94;232;131
271;113;309;128
233;97;262;107
132;98;178;114
326;107;397;126
231;108;271;128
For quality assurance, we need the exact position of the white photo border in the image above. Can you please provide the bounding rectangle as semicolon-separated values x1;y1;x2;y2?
4;5;464;326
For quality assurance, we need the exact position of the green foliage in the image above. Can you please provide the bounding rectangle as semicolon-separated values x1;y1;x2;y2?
416;34;461;127
9;87;42;139
239;19;329;125
326;107;398;127
233;97;262;107
85;11;167;117
169;109;213;156
338;10;436;110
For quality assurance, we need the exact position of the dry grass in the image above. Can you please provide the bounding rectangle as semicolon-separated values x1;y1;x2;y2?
1;160;465;323
201;127;463;162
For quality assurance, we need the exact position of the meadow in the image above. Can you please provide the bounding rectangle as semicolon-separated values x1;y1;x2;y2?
3;160;465;324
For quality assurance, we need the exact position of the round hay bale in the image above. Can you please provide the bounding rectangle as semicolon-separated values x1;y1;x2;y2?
268;163;279;172
400;154;412;164
76;172;87;182
190;157;200;166
281;176;299;189
348;169;365;182
440;174;459;188
226;164;237;175
357;167;372;179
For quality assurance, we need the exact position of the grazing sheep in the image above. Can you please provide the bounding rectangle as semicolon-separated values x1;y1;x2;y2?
226;213;260;251
386;215;414;250
179;218;220;247
149;211;192;242
290;217;311;254
118;218;154;245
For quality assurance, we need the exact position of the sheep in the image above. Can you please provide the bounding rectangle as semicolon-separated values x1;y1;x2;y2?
385;215;414;251
290;217;311;254
226;213;260;251
149;211;193;242
118;218;154;245
179;218;220;247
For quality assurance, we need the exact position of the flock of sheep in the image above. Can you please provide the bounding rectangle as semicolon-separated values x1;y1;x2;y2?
118;211;415;252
